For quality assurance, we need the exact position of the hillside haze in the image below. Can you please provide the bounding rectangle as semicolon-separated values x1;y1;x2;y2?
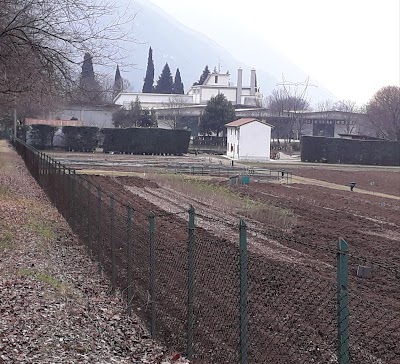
119;0;336;103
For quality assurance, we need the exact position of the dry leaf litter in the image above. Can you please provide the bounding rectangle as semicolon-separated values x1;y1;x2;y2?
0;141;189;364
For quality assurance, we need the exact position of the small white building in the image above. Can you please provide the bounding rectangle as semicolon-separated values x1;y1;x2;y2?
226;118;272;161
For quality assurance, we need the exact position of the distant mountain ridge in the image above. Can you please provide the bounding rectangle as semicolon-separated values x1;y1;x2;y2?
119;0;336;104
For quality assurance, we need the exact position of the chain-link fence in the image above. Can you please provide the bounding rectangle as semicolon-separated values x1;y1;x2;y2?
14;138;400;363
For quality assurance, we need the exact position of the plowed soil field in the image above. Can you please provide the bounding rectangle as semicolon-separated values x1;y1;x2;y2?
51;151;400;363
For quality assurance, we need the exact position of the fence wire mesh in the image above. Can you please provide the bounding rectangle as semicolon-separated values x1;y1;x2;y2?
347;254;400;364
14;138;400;364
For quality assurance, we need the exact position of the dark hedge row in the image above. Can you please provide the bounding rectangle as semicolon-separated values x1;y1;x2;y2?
193;136;227;146
102;127;191;155
62;126;99;152
29;125;56;150
301;136;400;166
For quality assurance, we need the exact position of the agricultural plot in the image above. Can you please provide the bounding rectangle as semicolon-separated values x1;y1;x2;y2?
47;151;400;363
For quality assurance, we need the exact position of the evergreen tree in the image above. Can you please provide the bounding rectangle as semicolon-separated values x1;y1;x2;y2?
142;47;155;93
172;68;184;94
130;96;143;127
112;96;157;128
200;93;236;137
78;53;102;103
112;65;123;99
193;65;210;86
155;63;173;94
138;108;157;127
80;53;96;87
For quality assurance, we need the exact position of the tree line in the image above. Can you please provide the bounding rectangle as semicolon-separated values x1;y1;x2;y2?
142;47;184;94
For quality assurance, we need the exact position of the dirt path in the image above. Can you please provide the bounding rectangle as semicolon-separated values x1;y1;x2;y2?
292;175;400;200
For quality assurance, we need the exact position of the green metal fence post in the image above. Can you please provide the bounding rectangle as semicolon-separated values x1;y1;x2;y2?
239;219;248;364
149;211;156;338
71;170;76;224
77;176;83;235
47;154;50;176
87;181;91;252
186;205;195;360
127;203;133;315
110;193;116;292
337;237;349;364
39;152;42;175
97;187;102;272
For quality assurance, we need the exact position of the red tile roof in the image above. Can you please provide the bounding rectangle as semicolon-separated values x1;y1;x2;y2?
225;118;258;127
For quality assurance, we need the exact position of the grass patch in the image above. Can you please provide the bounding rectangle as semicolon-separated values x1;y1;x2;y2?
25;221;56;240
0;231;13;251
147;173;297;230
18;268;74;295
0;185;11;197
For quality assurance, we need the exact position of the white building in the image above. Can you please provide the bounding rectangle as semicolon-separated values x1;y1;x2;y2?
114;93;193;110
226;118;272;161
187;68;262;106
113;68;262;109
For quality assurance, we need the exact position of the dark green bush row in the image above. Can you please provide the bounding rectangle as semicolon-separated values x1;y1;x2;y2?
301;136;400;166
102;128;191;155
193;136;226;146
62;126;99;152
29;125;56;150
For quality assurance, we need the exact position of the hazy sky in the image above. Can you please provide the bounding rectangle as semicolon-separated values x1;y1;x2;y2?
149;0;400;105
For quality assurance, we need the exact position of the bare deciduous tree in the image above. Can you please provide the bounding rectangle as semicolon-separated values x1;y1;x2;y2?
267;76;312;140
161;96;189;129
366;86;400;141
0;0;133;112
317;99;360;134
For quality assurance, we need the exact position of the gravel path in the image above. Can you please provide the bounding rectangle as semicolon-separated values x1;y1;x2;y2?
0;141;187;363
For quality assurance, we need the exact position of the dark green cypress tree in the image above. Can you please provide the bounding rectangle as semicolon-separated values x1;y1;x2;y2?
113;65;123;99
79;52;102;103
80;53;96;87
172;68;184;94
193;65;210;86
142;47;155;93
155;62;173;94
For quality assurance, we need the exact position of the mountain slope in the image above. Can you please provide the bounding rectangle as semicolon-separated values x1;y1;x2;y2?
119;0;336;103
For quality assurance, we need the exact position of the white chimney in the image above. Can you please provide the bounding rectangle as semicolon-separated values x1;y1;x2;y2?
250;68;256;96
236;68;243;105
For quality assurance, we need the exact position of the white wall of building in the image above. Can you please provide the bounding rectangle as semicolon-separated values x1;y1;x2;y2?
204;73;230;86
51;107;116;128
226;121;271;161
115;93;193;109
200;88;237;104
226;126;240;159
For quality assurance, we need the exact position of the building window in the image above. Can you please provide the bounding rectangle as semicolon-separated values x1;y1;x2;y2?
215;76;218;83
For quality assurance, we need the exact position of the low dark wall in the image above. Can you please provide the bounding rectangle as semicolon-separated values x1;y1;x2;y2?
301;136;400;166
102;128;191;155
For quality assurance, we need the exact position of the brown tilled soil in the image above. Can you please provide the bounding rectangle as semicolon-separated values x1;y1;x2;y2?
19;148;400;363
82;168;400;364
